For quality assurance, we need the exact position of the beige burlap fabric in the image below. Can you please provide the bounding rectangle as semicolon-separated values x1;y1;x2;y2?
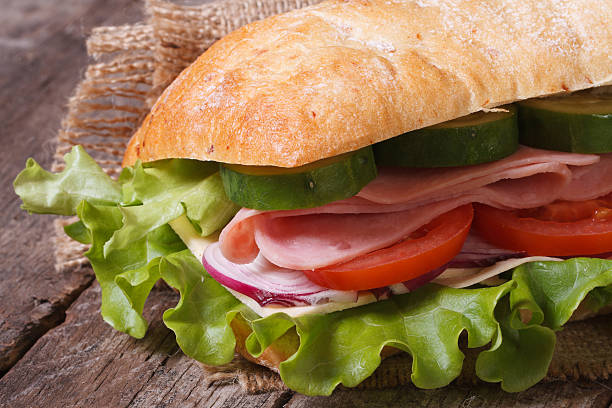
52;0;612;394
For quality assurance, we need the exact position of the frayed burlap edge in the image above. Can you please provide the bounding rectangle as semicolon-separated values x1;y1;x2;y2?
51;0;612;395
52;23;154;177
52;23;155;271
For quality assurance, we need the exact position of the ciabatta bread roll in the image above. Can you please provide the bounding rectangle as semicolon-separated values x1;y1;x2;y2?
124;0;612;168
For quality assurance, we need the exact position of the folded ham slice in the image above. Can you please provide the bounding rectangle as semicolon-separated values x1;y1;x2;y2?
559;153;612;201
220;147;607;270
357;147;600;205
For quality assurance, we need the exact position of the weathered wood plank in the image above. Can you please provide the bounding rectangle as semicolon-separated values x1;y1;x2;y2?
0;283;288;408
285;379;612;408
0;0;142;375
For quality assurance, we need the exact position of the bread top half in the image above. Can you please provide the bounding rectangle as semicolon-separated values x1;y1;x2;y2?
123;0;612;168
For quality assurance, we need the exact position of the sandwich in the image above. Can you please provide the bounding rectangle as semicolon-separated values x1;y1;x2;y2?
13;0;612;396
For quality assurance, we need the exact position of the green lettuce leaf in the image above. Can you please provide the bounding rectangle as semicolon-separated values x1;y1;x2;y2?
77;200;185;337
14;145;121;215
279;283;511;394
159;250;246;365
585;286;612;311
245;313;296;357
475;299;556;392
156;255;612;396
509;258;612;329
105;159;239;256
14;146;238;338
475;258;612;391
64;220;92;244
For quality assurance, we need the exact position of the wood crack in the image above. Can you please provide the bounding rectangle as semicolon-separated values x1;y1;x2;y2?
125;367;161;408
0;263;95;377
92;358;117;392
181;372;204;403
270;390;295;408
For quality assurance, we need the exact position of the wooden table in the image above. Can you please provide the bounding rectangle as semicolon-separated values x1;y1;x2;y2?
1;1;611;406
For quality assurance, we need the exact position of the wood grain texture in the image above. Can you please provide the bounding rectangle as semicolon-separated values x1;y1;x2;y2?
287;381;612;408
0;283;288;408
2;1;612;407
0;0;142;375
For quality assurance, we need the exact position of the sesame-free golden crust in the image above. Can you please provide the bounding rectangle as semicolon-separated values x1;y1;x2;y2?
123;0;612;168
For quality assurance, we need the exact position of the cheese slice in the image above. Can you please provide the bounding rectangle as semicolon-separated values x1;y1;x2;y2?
432;256;562;288
227;288;378;318
169;215;218;261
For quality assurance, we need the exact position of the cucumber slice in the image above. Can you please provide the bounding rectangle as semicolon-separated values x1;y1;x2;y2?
374;106;519;167
518;93;612;153
220;147;377;210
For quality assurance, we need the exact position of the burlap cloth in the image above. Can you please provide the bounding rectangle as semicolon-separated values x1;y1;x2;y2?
52;0;612;394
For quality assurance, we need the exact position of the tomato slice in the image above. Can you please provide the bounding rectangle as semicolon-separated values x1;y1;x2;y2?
303;204;473;291
473;195;612;256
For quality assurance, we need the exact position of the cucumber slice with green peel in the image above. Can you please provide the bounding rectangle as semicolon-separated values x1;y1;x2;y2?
220;147;377;210
373;106;519;167
518;93;612;153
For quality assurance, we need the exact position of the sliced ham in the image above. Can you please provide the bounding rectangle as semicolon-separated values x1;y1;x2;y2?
560;153;612;201
220;147;603;270
357;147;598;204
254;199;466;269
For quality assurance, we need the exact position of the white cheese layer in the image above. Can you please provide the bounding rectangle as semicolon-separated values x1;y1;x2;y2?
169;215;218;260
227;288;378;318
169;216;564;317
431;256;562;288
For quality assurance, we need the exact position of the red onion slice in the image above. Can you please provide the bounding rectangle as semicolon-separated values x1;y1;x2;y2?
403;263;450;290
203;242;449;308
368;264;448;300
449;232;612;268
446;232;526;268
559;252;612;260
203;242;358;307
447;252;527;268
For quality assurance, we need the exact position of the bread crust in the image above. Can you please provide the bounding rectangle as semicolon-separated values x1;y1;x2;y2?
123;0;612;168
